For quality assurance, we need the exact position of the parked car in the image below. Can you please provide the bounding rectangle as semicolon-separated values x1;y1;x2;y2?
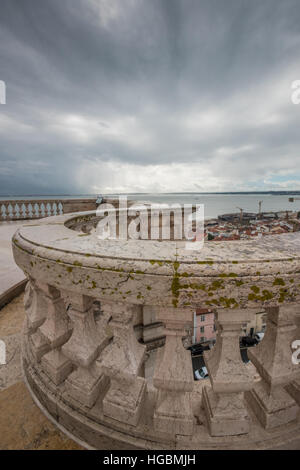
240;336;258;347
187;342;211;356
194;367;209;380
255;332;265;342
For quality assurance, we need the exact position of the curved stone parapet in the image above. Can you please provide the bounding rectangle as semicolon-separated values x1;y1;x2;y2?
12;210;300;449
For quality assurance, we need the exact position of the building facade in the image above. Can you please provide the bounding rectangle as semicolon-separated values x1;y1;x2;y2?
193;308;216;343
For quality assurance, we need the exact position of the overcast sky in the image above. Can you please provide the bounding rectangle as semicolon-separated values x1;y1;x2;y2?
0;0;300;195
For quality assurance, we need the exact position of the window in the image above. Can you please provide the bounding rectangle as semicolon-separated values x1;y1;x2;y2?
200;336;206;342
200;315;205;322
200;326;205;333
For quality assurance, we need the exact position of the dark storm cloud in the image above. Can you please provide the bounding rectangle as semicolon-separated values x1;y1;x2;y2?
0;0;300;194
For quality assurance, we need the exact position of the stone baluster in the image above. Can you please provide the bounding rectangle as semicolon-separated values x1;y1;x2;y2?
24;279;47;334
18;203;22;219
37;203;41;218
18;203;23;219
24;203;30;219
245;305;299;429
6;203;12;219
52;202;57;216
5;203;10;219
39;287;73;385
20;203;24;217
43;201;49;217
49;202;55;216
286;309;300;405
62;294;109;407
100;301;147;426
58;202;63;215
12;203;18;219
48;202;53;216
153;307;194;436
30;202;35;218
37;202;44;218
48;203;52;216
202;309;256;436
30;285;72;380
55;201;60;215
5;204;9;219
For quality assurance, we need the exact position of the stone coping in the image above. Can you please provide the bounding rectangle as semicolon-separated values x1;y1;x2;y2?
13;210;300;263
12;211;300;309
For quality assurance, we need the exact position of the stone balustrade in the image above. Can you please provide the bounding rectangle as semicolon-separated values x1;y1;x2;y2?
12;209;300;449
0;198;97;221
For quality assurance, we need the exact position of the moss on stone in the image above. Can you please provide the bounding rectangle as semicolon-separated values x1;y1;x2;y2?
250;285;260;294
149;259;165;266
210;280;224;290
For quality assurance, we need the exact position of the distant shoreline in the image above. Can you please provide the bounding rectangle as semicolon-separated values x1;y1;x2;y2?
1;191;300;198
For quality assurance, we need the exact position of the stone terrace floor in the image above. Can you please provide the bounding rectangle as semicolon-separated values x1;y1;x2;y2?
0;221;26;298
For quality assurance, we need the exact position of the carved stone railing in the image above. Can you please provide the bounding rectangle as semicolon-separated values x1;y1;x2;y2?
0;198;97;221
12;209;300;449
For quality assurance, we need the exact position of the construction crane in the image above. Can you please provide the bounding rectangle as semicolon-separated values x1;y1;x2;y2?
236;207;243;223
287;197;300;220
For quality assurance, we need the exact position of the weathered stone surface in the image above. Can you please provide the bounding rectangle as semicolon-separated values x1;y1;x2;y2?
62;294;109;407
101;301;147;426
9;210;300;449
142;306;164;345
24;279;47;333
287;379;300;406
202;309;256;436
246;306;299;429
153;307;194;436
38;285;71;349
42;349;73;385
286;309;300;405
11;211;300;310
